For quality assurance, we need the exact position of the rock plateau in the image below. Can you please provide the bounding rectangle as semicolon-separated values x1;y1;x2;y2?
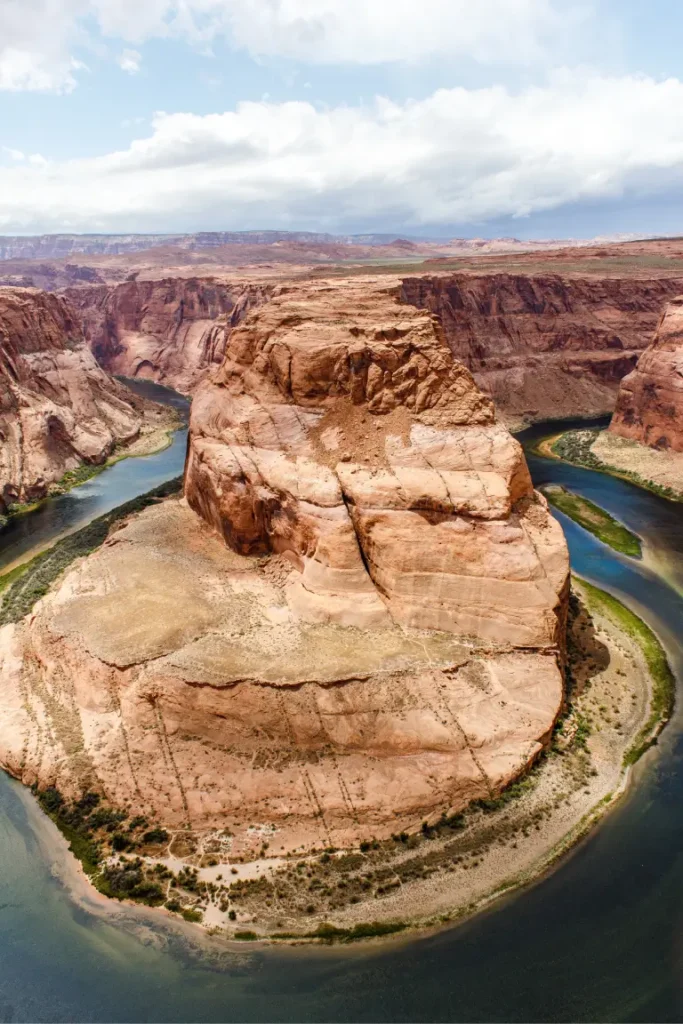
0;277;569;854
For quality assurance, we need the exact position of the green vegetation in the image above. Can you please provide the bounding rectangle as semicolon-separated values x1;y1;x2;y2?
32;784;207;914
578;578;675;764
57;463;106;490
0;560;32;595
0;476;182;625
542;484;642;557
270;920;407;943
548;430;683;503
182;908;204;924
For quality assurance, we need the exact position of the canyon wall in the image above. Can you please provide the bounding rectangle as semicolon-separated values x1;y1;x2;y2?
401;273;683;424
0;277;569;849
67;278;272;393
0;287;145;511
610;295;683;451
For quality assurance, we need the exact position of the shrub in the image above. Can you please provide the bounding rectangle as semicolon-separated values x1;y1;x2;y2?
181;908;203;923
142;828;169;845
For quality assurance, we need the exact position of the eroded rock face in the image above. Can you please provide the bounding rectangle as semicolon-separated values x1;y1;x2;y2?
68;278;272;393
0;277;569;850
401;274;683;424
0;287;144;510
610;296;683;452
186;278;568;646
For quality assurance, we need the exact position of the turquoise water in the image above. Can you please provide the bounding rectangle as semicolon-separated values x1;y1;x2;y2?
1;417;683;1021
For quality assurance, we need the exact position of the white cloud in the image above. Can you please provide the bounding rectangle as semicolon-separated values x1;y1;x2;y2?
1;73;682;233
117;48;141;74
0;0;590;92
3;147;25;161
0;0;87;91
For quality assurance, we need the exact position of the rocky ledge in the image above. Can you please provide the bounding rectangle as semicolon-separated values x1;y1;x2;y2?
0;277;569;856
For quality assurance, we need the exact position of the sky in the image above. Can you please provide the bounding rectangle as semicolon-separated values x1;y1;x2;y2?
1;0;683;239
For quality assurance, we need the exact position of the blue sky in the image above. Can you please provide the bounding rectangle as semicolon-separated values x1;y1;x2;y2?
1;0;682;238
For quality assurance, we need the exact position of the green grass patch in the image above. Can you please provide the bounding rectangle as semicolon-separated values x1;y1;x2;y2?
0;476;182;625
0;560;32;595
57;463;106;490
543;484;642;557
577;577;675;764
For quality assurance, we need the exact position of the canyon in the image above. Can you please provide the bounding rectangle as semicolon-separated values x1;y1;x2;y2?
0;287;155;514
53;241;683;426
610;295;683;452
67;278;272;394
0;276;569;856
401;273;683;425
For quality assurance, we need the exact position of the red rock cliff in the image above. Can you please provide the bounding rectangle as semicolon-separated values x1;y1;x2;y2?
610;296;683;452
67;278;272;393
0;287;144;510
400;273;683;424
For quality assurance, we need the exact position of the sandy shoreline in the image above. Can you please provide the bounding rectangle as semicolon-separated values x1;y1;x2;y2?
536;428;683;502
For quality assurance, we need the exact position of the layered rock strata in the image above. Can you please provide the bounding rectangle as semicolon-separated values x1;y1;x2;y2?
610;296;683;452
0;278;569;851
68;278;272;393
0;287;145;511
401;273;683;424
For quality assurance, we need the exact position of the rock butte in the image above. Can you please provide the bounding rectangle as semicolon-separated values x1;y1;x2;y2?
0;277;569;853
0;287;146;513
610;295;683;453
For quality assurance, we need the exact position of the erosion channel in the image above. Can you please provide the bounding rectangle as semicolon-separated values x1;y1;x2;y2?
0;413;682;1022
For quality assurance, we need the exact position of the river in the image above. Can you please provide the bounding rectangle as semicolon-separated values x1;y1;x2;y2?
1;413;683;1022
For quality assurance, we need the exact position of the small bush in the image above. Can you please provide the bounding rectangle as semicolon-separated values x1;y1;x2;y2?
181;908;203;923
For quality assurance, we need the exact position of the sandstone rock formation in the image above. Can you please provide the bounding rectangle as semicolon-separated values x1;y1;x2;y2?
610;296;683;452
0;277;569;852
68;278;271;393
0;287;145;512
401;274;683;424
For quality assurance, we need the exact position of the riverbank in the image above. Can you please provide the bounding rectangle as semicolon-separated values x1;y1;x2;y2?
536;428;683;502
541;484;642;557
8;560;671;946
0;478;182;610
0;400;181;532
